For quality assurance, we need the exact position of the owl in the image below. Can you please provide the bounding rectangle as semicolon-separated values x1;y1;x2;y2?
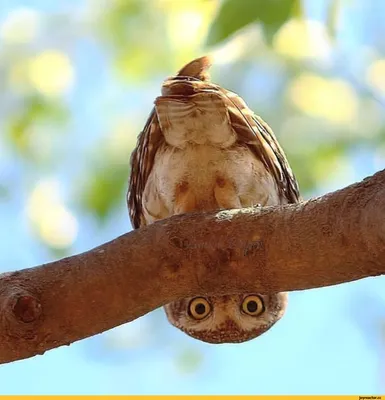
127;56;300;344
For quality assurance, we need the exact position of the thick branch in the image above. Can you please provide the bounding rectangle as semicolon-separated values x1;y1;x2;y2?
1;170;385;364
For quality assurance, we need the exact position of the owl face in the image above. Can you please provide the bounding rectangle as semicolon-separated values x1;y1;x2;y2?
164;293;288;344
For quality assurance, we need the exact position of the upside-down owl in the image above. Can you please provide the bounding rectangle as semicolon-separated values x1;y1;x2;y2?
127;56;300;344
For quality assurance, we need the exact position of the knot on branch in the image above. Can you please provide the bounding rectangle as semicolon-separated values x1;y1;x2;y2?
13;295;42;323
1;287;42;340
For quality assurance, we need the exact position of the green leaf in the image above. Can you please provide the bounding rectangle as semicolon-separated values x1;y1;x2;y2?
206;0;297;46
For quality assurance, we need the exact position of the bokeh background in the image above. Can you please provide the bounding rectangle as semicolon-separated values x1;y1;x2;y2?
0;0;385;394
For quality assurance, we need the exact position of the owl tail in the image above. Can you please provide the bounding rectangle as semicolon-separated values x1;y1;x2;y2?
176;56;213;81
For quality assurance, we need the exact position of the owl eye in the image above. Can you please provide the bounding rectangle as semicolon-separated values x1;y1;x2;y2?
188;297;211;320
241;295;265;316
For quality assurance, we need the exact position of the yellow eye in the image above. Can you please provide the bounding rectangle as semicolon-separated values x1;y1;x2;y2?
241;295;264;316
188;297;211;320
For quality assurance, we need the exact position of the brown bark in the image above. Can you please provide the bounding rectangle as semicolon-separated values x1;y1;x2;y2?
0;170;385;364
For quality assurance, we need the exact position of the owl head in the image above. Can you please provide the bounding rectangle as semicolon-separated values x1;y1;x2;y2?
164;292;287;344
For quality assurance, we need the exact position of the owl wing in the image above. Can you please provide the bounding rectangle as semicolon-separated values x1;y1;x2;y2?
127;108;164;229
219;87;301;204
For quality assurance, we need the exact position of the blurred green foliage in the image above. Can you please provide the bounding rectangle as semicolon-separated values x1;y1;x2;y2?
6;96;68;159
207;0;299;45
326;0;341;39
175;348;204;374
79;163;129;222
97;0;175;80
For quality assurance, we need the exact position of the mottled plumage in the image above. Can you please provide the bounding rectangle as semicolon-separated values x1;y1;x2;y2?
127;56;300;344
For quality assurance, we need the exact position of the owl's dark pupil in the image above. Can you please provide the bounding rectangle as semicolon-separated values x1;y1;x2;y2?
247;300;258;313
195;303;206;315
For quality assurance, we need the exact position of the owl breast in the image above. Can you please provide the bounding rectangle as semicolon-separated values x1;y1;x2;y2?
141;140;280;224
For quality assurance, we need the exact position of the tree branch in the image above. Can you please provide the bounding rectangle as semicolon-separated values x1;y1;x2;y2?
1;170;385;364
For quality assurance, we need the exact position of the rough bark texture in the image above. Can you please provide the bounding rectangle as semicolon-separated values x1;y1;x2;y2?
1;170;385;364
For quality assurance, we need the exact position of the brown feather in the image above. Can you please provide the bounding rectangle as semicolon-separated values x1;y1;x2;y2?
221;89;300;203
127;110;163;228
177;55;212;81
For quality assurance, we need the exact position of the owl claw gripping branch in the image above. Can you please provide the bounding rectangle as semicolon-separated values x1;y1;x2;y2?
127;56;300;344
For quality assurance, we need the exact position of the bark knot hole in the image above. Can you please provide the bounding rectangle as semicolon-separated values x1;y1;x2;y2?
13;295;42;323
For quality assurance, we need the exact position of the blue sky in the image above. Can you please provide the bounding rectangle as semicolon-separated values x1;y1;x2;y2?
0;0;384;395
